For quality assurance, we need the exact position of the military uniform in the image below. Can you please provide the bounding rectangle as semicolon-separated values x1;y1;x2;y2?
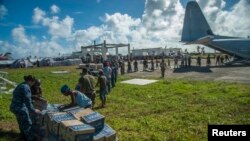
160;61;167;77
97;75;107;100
10;82;36;141
121;61;125;75
78;74;96;108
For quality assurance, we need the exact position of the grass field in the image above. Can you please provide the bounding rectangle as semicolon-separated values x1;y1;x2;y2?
0;66;250;141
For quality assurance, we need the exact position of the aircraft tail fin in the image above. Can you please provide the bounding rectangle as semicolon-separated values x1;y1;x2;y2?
181;1;214;42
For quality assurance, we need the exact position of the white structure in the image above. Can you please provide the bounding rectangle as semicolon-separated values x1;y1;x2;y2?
79;40;130;62
132;47;181;57
132;47;163;56
166;48;182;56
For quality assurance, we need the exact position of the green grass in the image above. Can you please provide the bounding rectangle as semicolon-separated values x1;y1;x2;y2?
0;66;250;141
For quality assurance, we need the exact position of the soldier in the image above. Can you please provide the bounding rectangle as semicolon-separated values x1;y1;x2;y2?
110;61;117;88
197;56;201;67
10;75;41;141
78;68;96;109
156;59;159;69
167;57;170;67
127;60;132;73
151;59;155;71
188;55;192;67
96;70;108;108
216;55;220;66
143;59;147;71
225;54;230;62
103;62;112;92
181;55;184;67
206;54;211;66
133;59;138;72
113;59;119;83
184;55;188;67
220;55;224;65
121;60;125;75
174;56;178;68
160;59;167;77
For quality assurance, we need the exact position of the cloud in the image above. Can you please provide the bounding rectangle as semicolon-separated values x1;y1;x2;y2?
46;15;74;38
2;0;250;58
51;4;60;14
69;26;104;51
103;13;141;35
12;26;30;45
0;5;8;19
33;7;46;23
142;0;184;39
197;0;250;37
33;7;74;38
4;25;68;58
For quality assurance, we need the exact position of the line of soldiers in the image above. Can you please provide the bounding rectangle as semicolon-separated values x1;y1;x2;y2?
174;54;231;68
120;58;168;78
215;54;230;66
174;55;192;68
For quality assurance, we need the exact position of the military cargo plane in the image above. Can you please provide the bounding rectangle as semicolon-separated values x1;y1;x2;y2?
181;1;250;63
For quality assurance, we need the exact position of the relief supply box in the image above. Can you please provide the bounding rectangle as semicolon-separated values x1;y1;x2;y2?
46;112;76;136
81;112;105;132
94;124;116;141
69;108;94;120
59;120;95;141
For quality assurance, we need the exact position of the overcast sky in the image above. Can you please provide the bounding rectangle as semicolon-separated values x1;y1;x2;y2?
0;0;249;59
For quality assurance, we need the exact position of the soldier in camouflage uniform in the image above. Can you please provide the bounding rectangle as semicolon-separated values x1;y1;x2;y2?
160;59;167;77
78;68;96;109
96;69;108;108
10;75;41;141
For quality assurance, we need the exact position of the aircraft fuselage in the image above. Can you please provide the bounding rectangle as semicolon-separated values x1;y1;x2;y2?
207;38;250;59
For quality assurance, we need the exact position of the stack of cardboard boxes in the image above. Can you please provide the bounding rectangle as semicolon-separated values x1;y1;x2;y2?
36;104;116;141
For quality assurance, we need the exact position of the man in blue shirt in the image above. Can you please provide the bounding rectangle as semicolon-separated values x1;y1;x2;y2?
60;85;92;109
103;62;112;93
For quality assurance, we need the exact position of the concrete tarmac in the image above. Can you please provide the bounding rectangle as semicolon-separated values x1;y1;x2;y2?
120;59;250;83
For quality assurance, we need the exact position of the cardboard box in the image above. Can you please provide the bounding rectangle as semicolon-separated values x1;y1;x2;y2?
68;108;94;120
96;64;103;70
36;104;61;127
46;104;62;112
81;112;105;132
46;112;76;136
33;97;48;110
102;124;116;141
59;120;95;141
44;132;59;141
94;124;116;141
61;106;81;112
93;131;105;141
